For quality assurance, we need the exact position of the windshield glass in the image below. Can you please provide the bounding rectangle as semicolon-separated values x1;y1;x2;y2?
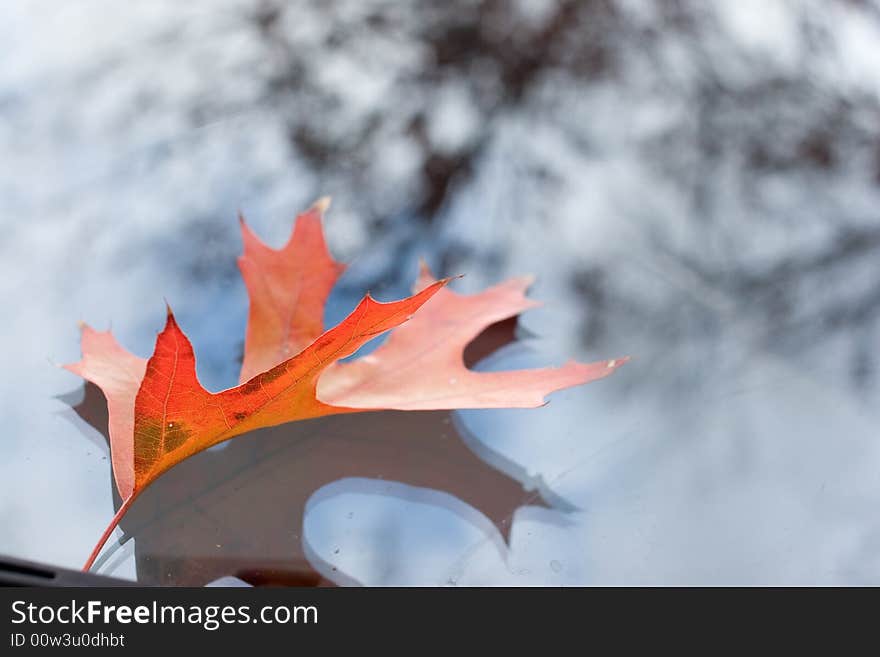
3;0;880;586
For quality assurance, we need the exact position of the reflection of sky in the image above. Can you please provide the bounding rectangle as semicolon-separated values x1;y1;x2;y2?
3;1;880;584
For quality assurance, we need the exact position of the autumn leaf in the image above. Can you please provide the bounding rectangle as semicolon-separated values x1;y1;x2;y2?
237;203;627;409
66;199;627;572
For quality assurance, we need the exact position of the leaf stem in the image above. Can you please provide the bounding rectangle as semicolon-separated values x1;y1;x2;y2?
82;493;137;572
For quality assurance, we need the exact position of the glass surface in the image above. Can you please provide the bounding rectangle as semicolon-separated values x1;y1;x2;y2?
2;1;880;585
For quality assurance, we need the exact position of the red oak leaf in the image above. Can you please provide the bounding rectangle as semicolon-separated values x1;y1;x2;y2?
66;199;627;572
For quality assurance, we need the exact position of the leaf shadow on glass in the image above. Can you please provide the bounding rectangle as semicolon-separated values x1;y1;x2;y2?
303;478;580;586
302;477;510;587
62;317;559;586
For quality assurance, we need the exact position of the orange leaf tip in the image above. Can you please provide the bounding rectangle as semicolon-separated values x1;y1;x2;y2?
313;196;332;213
605;356;631;369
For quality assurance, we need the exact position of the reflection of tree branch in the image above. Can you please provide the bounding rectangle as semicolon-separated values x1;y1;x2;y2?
665;225;880;294
254;0;618;222
570;221;880;360
623;223;880;357
769;277;880;351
